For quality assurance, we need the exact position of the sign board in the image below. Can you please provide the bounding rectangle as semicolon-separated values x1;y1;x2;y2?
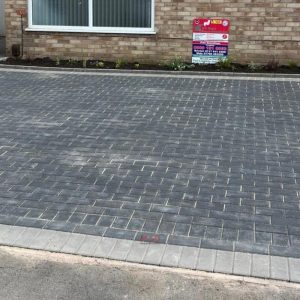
16;8;27;17
192;18;230;64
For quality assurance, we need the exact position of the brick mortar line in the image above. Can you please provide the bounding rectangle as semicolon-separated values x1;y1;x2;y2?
0;224;299;283
0;64;300;81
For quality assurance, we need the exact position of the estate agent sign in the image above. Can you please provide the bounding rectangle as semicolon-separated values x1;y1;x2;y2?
192;18;230;64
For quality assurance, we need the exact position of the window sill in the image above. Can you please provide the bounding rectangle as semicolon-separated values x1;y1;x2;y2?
25;27;156;35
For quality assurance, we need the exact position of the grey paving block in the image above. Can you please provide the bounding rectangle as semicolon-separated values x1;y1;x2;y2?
0;226;26;246
15;217;48;229
126;242;149;263
251;254;270;278
29;230;57;250
233;252;251;276
178;246;199;270
161;245;183;267
0;225;13;242
60;233;86;254
235;241;269;255
94;237;117;258
143;244;166;265
44;220;76;232
201;239;233;251
108;239;133;260
104;228;136;240
270;245;300;259
214;251;234;274
77;235;102;256
168;235;200;247
196;248;217;272
289;258;300;283
270;256;289;281
13;227;41;248
74;224;106;236
45;231;71;252
0;214;18;226
0;69;300;263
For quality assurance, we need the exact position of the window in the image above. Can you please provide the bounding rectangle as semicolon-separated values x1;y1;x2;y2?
28;0;155;34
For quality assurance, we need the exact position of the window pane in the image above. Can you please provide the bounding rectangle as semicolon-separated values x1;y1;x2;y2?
32;0;89;26
93;0;152;28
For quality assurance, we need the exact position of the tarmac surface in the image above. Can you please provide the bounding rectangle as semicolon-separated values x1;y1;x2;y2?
1;246;300;300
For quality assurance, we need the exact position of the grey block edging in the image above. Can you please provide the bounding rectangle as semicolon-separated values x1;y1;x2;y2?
0;224;299;283
0;64;300;81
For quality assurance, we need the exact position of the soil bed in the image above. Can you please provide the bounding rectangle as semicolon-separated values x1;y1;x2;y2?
1;57;300;74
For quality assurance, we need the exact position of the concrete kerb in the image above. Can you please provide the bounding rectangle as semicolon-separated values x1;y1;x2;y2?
0;64;300;80
0;224;299;283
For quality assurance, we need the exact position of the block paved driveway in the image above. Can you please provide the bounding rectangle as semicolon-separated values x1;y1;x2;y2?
0;69;300;258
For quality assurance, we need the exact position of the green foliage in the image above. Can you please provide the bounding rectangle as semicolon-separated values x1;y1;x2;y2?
247;61;263;72
166;57;193;71
134;62;140;69
115;58;126;69
96;61;105;68
216;57;234;70
287;60;298;69
82;59;87;68
55;57;60;66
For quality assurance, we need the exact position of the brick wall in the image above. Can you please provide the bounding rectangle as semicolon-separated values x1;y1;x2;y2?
5;0;300;64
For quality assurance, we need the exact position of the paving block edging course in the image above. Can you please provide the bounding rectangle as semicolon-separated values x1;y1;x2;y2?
0;224;299;283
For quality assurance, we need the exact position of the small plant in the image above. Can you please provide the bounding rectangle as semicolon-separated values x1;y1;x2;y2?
216;56;234;70
115;58;126;69
247;61;263;72
55;57;60;66
82;59;87;68
96;60;105;68
287;60;298;69
166;57;191;71
134;62;140;69
265;59;279;71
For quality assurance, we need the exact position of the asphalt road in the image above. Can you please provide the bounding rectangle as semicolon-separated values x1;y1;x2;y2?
0;246;299;300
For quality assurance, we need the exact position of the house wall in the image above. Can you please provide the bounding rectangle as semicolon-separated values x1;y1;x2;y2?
5;0;300;64
0;0;5;55
0;0;4;35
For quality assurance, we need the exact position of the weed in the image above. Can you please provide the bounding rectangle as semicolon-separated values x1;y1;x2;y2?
166;57;191;71
115;58;126;69
216;57;234;70
55;57;60;66
287;60;298;69
247;61;263;72
96;61;105;68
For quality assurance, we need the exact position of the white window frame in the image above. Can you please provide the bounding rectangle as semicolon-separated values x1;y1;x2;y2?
27;0;155;34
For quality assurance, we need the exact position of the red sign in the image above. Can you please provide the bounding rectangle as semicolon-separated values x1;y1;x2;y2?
193;18;230;33
16;8;27;17
192;18;230;64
